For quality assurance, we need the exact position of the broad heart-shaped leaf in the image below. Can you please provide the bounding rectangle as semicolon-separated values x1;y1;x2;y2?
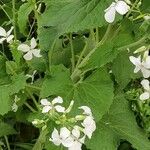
38;0;112;51
17;0;34;35
0;122;16;137
87;95;150;150
0;73;27;115
74;68;114;121
40;65;114;121
112;51;140;89
40;65;73;98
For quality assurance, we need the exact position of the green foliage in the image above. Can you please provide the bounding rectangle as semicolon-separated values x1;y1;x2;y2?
87;95;150;150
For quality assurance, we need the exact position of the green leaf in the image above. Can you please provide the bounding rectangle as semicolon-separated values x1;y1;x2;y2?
0;86;12;115
9;73;27;94
0;73;27;115
17;0;34;35
40;65;73;98
38;0;112;51
83;33;134;69
112;51;140;89
87;95;150;150
6;61;18;75
0;122;16;137
74;68;114;121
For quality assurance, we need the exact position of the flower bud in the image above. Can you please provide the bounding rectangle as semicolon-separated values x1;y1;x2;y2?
134;46;147;54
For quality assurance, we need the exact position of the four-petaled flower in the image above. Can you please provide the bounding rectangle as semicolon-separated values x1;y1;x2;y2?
0;26;14;44
104;0;130;23
129;55;150;78
79;106;96;139
50;127;74;148
40;96;65;113
140;79;150;101
18;37;42;60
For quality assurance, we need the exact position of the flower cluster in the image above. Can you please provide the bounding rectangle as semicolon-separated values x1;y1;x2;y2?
33;96;96;150
104;0;130;23
130;48;150;101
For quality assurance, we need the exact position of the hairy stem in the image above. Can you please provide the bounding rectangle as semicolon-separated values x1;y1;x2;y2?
70;33;75;72
4;136;10;150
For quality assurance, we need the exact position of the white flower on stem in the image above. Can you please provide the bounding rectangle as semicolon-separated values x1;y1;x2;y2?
50;127;74;147
18;37;42;61
82;116;96;139
104;0;130;23
140;79;150;100
0;26;14;44
40;96;65;113
26;70;37;84
79;106;96;139
129;55;150;78
68;128;85;150
11;95;20;112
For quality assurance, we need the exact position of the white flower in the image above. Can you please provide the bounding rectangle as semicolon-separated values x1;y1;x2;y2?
79;106;92;116
50;127;74;147
82;116;96;139
26;70;37;84
144;15;150;20
0;26;14;44
12;103;18;112
18;37;42;61
40;96;65;113
68;128;85;150
104;0;130;23
79;106;96;139
140;79;150;100
129;55;150;78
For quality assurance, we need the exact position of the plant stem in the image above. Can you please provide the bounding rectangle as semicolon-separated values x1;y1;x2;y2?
24;102;37;113
26;89;39;110
12;0;17;41
118;34;148;51
4;136;10;150
71;25;112;81
70;33;75;72
96;27;99;44
26;84;41;91
0;5;11;21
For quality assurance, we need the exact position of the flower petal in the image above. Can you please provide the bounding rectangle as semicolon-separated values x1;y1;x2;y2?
104;4;116;23
141;79;150;91
49;128;61;146
52;96;63;105
42;105;52;113
79;106;92;116
68;141;82;150
115;1;130;15
143;56;150;69
23;51;33;60
0;27;7;37
129;56;141;66
18;44;30;52
60;127;70;140
141;68;150;78
40;99;51;106
7;35;14;43
0;37;6;44
55;105;65;113
31;49;42;58
6;26;14;36
134;66;140;73
30;37;37;49
61;136;74;148
72;128;80;139
140;92;150;101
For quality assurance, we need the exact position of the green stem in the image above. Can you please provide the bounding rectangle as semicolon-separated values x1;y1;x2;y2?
96;27;99;44
12;0;17;41
71;25;112;81
70;34;75;72
26;84;41;91
118;34;147;51
4;136;10;150
26;89;39;110
24;102;37;113
0;5;11;21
